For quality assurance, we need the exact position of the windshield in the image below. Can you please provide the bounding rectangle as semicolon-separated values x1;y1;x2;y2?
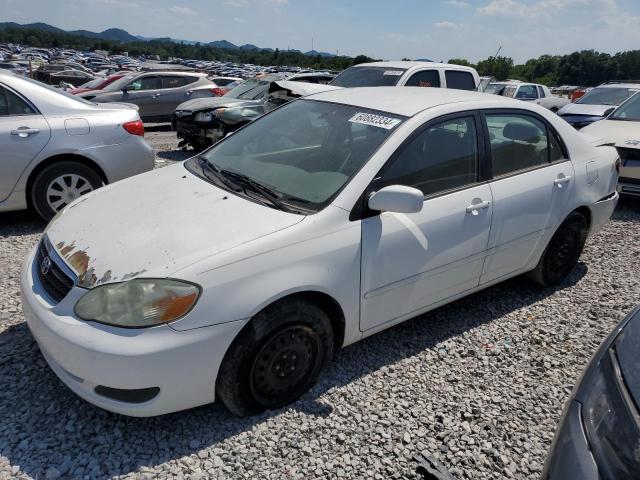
224;78;272;100
330;66;407;87
576;87;639;106
194;99;405;210
79;77;104;89
610;92;640;121
101;75;135;92
485;83;507;95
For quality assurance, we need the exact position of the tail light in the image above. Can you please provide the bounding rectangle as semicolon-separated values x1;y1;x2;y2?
210;87;227;96
123;120;144;137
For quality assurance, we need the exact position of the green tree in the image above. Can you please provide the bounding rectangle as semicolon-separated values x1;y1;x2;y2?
476;56;514;80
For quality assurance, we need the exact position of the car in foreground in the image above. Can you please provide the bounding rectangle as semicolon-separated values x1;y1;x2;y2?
581;92;640;197
558;82;640;129
542;305;640;479
0;70;154;220
22;87;619;417
330;61;480;91
173;73;337;150
485;81;570;112
78;71;216;122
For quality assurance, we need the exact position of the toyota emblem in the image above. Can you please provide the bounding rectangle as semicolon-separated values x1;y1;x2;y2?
40;256;52;276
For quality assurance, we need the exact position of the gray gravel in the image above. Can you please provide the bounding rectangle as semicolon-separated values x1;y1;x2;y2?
1;127;639;479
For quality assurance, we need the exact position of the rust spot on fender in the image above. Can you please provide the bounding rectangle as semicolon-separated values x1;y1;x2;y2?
121;270;147;281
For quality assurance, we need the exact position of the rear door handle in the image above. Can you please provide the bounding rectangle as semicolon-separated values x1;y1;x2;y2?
185;90;193;96
554;176;572;188
152;93;161;99
466;200;491;215
11;127;40;138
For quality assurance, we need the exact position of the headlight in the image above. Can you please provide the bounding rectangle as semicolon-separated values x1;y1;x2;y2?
75;279;200;328
581;348;640;477
194;111;214;122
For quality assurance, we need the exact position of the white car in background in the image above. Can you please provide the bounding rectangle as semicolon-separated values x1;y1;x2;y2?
582;92;640;196
22;88;618;417
485;81;570;112
330;61;480;91
0;70;154;220
558;82;640;129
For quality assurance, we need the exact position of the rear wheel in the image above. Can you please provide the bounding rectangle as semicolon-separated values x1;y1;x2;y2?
528;211;588;286
31;161;104;221
216;299;334;416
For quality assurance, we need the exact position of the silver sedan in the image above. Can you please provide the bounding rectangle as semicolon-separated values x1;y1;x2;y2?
0;70;154;220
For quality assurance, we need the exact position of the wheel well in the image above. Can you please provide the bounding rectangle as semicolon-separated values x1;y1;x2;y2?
25;154;108;207
261;291;346;351
573;206;592;230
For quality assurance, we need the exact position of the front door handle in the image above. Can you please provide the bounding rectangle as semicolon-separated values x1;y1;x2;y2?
152;93;162;99
466;200;491;215
554;176;572;188
11;127;40;138
185;90;193;96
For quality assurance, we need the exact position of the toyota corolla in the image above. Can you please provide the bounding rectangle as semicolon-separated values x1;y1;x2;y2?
22;87;619;417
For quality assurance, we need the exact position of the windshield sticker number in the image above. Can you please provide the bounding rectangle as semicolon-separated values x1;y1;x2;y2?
383;70;404;76
349;112;401;130
625;140;640;146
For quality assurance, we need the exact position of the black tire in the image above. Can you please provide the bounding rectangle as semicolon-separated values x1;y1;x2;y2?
527;211;588;287
216;298;334;417
31;161;104;221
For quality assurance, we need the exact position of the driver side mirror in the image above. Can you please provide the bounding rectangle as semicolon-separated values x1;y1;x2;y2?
122;86;129;94
368;185;423;214
604;107;616;117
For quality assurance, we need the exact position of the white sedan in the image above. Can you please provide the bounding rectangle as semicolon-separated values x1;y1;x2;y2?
21;87;619;417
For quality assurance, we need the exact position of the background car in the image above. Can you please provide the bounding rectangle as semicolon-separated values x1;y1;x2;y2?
558;81;640;129
542;305;640;480
22;88;618;417
0;70;154;220
78;71;216;122
329;61;480;91
207;76;242;96
582;91;640;197
49;69;96;87
68;73;127;95
485;81;570;112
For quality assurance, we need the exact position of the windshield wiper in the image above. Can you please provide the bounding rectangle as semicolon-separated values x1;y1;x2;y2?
197;155;241;191
219;169;291;211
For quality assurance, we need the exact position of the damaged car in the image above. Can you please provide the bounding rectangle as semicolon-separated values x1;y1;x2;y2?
173;74;338;150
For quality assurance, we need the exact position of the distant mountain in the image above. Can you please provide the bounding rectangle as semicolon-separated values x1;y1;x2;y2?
208;40;239;50
0;21;327;56
304;50;336;58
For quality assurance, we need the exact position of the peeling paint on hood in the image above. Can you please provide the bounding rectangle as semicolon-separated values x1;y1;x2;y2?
45;163;305;288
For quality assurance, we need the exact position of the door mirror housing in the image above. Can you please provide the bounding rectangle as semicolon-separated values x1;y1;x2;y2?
368;185;424;214
603;107;616;117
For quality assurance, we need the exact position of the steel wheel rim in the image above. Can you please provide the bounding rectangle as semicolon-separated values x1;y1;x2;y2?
250;325;322;406
45;174;94;212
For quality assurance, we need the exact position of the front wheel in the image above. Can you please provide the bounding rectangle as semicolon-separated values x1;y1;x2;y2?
528;211;588;286
31;161;104;221
216;299;334;416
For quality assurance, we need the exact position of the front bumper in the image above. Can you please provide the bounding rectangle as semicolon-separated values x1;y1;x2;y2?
21;246;247;417
542;400;599;480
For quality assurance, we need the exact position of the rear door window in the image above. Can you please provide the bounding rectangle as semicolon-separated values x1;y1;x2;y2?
405;70;441;88
445;70;476;90
162;76;188;89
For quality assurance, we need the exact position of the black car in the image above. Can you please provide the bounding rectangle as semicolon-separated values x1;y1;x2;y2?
542;306;640;479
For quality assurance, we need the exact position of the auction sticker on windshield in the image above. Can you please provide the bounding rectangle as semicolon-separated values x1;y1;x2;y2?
349;112;402;130
383;70;404;76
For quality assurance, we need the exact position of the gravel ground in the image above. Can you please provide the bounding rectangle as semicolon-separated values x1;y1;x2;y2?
0;127;639;479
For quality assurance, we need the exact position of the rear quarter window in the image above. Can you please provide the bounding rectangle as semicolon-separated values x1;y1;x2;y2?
445;70;476;91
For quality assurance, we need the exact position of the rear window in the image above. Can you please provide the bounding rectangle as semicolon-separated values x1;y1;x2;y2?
330;67;407;87
445;70;476;91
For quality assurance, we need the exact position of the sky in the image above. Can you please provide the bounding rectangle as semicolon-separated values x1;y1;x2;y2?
3;0;640;63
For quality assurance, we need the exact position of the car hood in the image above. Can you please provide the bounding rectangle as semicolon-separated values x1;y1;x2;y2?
581;119;640;148
45;163;304;288
615;312;640;408
175;96;259;113
558;102;613;117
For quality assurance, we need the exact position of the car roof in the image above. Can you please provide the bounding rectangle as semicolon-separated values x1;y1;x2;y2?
353;61;476;71
308;86;512;117
597;83;640;89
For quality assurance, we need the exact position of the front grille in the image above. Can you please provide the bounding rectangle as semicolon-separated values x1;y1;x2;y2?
36;239;74;304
